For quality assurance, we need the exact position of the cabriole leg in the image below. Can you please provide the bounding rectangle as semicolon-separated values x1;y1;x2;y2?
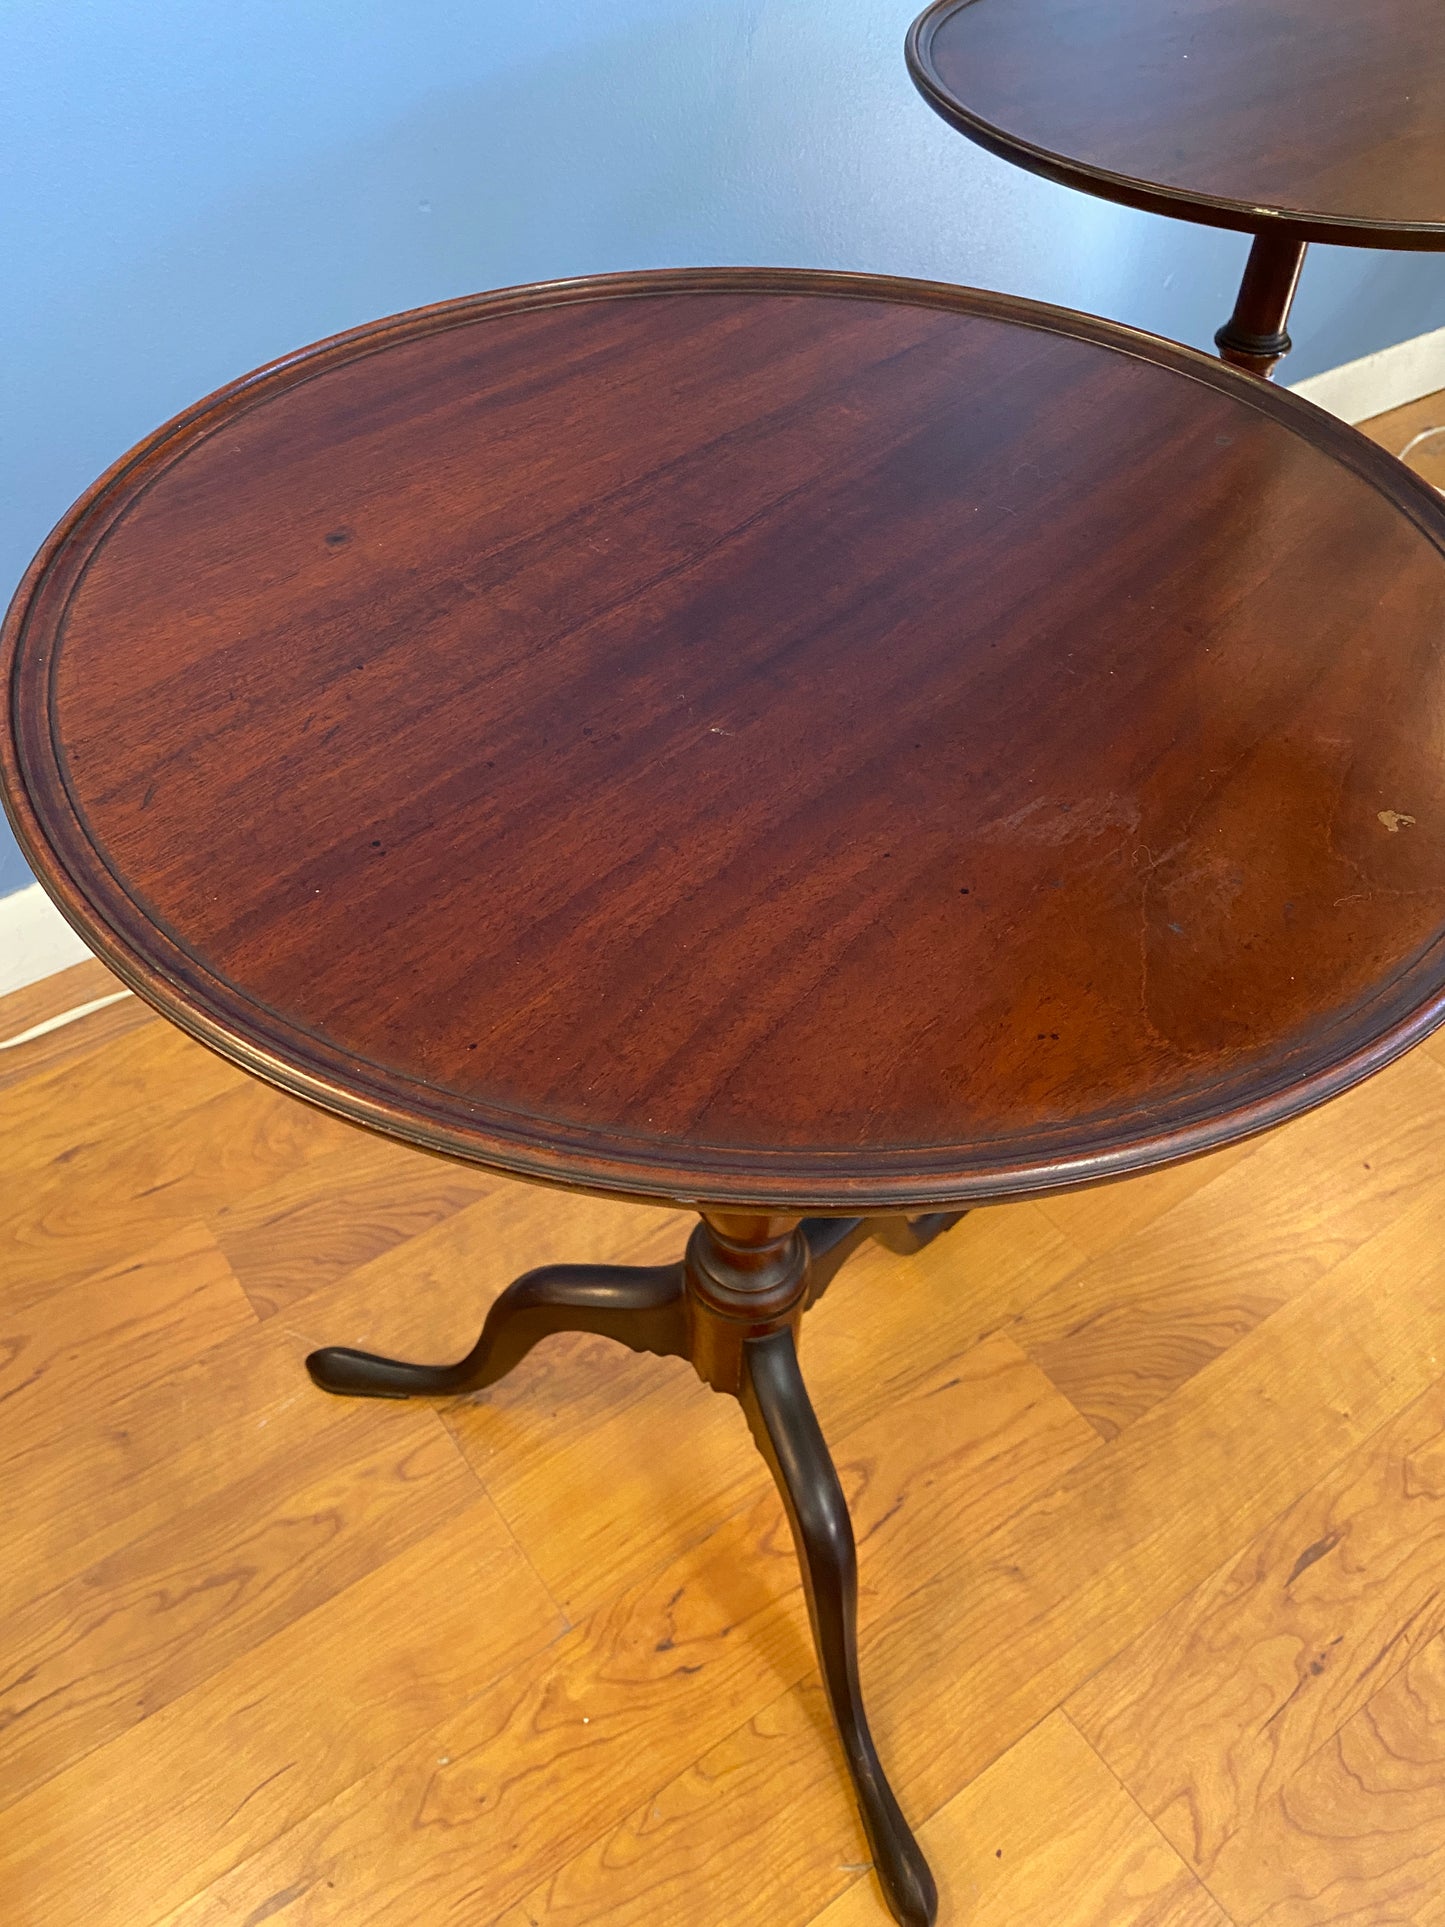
741;1325;937;1927
306;1260;686;1398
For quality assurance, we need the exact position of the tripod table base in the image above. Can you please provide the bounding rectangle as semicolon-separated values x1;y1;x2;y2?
307;1209;964;1927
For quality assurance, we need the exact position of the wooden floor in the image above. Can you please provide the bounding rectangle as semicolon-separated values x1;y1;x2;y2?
6;935;1445;1927
5;390;1445;1927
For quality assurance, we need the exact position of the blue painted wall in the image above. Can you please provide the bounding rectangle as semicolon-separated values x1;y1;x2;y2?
4;0;1443;897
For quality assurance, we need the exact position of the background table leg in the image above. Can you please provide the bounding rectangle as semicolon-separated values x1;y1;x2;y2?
871;1212;967;1256
803;1213;966;1307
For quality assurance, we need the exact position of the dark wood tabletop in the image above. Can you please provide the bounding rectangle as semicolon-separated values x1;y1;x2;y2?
5;269;1445;1210
908;0;1445;248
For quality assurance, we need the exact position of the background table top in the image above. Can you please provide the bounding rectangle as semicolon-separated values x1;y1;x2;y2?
5;269;1445;1210
908;0;1445;248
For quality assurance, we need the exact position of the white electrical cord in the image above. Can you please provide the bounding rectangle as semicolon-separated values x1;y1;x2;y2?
0;987;135;1051
1398;423;1445;473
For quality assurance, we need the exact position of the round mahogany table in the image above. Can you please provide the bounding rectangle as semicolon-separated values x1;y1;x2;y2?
907;0;1445;377
6;270;1445;1924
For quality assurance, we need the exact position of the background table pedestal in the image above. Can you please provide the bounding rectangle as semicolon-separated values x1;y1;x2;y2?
1213;233;1309;379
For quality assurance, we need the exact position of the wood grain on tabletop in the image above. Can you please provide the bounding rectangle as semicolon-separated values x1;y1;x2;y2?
5;992;1445;1921
7;272;1445;1210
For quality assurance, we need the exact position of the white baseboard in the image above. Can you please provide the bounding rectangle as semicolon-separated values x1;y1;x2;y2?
1288;324;1445;425
0;882;96;997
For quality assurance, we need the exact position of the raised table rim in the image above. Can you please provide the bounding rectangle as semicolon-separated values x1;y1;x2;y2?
5;266;1445;1212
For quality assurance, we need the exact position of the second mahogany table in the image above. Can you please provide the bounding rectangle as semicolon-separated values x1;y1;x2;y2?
6;269;1445;1923
908;0;1445;377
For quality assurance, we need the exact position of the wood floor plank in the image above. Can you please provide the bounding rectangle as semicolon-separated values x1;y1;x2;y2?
499;1680;874;1927
473;1351;765;1623
1010;1047;1445;1438
146;1336;1094;1927
806;1713;1229;1927
0;1410;475;1805
800;1205;1088;1444
3;1074;360;1309
1035;1135;1251;1261
209;1134;496;1319
0;1501;564;1927
1206;1630;1445;1926
851;1171;1445;1830
0;1219;255;1459
0;1177;673;1627
0;1292;385;1621
0;1019;240;1188
153;1495;846;1927
1068;1373;1445;1881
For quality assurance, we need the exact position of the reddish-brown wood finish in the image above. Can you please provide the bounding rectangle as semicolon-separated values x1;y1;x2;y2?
1213;233;1309;378
907;0;1445;248
5;269;1445;1209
